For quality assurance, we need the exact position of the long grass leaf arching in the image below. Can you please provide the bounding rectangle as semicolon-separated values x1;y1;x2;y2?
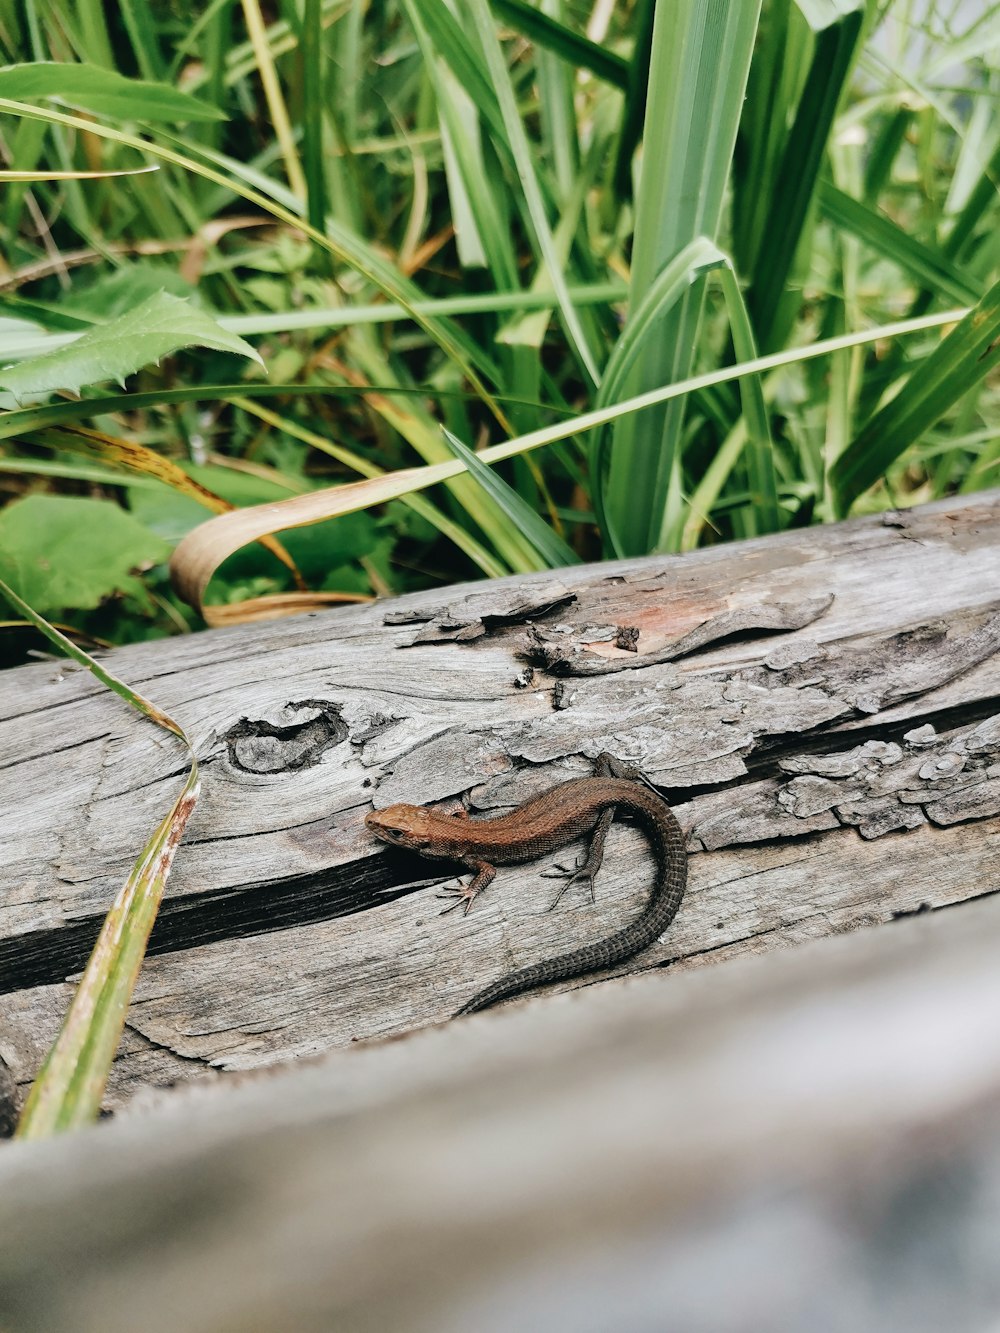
830;276;1000;514
441;427;580;568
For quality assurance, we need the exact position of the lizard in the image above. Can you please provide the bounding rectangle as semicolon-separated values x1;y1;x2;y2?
364;753;688;1016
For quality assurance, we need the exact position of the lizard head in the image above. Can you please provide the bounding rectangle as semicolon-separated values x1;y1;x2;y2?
365;803;438;851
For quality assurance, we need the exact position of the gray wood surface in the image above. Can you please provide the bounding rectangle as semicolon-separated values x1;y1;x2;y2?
2;491;1000;1120
2;892;999;1333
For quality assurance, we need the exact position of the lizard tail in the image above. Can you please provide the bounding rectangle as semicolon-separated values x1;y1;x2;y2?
454;797;687;1016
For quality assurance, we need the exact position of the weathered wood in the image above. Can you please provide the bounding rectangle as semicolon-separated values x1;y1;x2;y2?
2;894;1000;1333
2;491;999;1117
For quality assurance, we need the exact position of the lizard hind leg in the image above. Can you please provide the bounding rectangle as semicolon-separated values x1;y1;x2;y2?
595;750;642;782
543;858;596;910
542;805;614;910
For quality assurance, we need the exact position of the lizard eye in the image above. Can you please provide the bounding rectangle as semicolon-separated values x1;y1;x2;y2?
381;827;406;840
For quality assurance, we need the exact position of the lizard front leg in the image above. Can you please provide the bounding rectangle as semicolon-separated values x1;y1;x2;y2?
437;860;496;916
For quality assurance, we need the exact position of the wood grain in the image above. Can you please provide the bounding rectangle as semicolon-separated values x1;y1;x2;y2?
2;491;999;1117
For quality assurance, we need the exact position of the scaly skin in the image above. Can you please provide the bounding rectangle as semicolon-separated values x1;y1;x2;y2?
365;754;688;1015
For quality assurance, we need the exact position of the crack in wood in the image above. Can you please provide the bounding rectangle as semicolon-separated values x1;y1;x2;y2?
368;608;1000;823
0;851;434;995
123;1022;219;1072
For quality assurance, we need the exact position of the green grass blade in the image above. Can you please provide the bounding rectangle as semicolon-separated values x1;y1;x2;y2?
0;61;225;120
401;0;506;145
491;0;629;88
818;179;980;305
300;0;327;236
746;1;866;351
1;581;200;1138
611;0;655;196
535;0;580;203
169;306;974;606
0;281;627;358
408;3;518;286
592;236;727;552
862;105;912;202
0;95;511;429
235;399;509;579
116;0;166;80
717;264;780;534
830;276;1000;514
238;0;306;200
441;426;580;567
945;132;1000;264
467;0;600;385
75;0;114;67
604;0;763;554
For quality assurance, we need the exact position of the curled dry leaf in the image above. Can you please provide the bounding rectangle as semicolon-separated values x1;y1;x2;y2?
169;463;461;625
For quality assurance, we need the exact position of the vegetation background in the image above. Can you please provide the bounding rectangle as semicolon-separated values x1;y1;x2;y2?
0;0;998;661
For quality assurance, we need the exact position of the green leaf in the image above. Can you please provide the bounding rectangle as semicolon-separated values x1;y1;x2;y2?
611;0;656;195
0;495;170;613
717;264;779;533
0;61;225;122
0;96;508;429
0;291;262;401
467;0;600;385
441;427;580;568
593;237;729;551
830;275;1000;514
400;0;506;147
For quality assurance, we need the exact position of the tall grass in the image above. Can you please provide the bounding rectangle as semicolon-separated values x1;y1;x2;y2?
0;0;997;648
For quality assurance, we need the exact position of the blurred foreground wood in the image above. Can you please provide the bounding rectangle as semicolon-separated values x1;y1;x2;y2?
1;893;999;1332
1;491;999;1123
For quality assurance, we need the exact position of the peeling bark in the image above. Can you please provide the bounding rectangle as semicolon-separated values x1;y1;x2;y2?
1;492;999;1116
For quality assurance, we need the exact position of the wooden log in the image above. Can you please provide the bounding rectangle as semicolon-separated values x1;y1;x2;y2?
2;892;1000;1332
2;491;999;1119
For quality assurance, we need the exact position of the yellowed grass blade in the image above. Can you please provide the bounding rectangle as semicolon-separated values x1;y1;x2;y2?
170;463;461;621
45;424;306;590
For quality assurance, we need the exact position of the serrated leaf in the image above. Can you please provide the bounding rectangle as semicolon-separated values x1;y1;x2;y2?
0;62;224;122
0;495;170;613
0;291;262;402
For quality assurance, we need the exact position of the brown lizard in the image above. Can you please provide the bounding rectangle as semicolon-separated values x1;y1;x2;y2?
365;753;688;1015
